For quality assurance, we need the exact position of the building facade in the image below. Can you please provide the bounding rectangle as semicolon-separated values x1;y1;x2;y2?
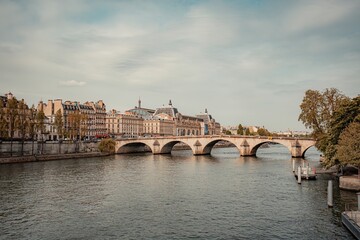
106;109;144;138
38;99;107;140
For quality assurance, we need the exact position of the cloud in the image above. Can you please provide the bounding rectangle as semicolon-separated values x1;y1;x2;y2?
285;0;358;33
0;0;359;131
59;80;86;86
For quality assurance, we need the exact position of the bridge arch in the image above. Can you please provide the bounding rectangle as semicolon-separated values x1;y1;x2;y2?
301;145;317;158
116;142;153;154
249;141;292;156
160;141;192;154
202;138;239;155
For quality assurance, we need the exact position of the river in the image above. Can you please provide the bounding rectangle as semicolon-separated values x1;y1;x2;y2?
0;144;357;239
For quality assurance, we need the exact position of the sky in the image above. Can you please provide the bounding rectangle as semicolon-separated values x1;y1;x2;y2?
0;0;359;132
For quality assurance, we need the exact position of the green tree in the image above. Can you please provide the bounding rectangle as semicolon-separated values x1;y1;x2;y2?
298;88;349;154
257;127;270;136
323;96;360;167
245;128;251;136
98;138;115;153
335;122;360;174
237;124;244;135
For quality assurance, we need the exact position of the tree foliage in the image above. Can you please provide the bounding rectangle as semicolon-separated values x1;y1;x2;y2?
237;124;244;135
299;89;359;168
257;127;271;136
68;110;88;140
54;109;64;138
98;138;115;153
36;109;46;139
336;122;360;168
298;88;349;153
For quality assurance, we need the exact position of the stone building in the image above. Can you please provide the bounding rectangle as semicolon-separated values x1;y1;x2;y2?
38;99;107;140
196;109;221;135
106;109;143;138
0;92;33;140
105;99;221;138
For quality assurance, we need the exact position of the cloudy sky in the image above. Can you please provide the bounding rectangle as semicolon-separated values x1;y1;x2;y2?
1;0;359;131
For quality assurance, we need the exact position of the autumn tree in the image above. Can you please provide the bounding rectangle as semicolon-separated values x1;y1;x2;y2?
28;105;37;155
68;110;88;140
98;138;115;153
36;109;46;140
6;97;19;156
54;109;64;139
0;101;8;139
16;99;29;155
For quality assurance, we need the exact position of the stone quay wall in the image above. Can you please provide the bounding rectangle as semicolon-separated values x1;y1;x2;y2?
0;141;100;157
339;176;360;191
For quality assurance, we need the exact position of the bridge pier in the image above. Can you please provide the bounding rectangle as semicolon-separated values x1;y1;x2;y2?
291;141;303;158
239;141;255;157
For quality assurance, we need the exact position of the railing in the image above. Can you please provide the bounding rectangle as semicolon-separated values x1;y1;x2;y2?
344;203;360;225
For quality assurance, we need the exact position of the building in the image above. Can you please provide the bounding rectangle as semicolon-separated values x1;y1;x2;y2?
196;108;221;135
106;109;143;138
105;99;221;138
0;92;33;140
38;99;107;140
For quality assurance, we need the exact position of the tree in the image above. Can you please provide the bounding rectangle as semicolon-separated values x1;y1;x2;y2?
68;110;88;140
36;109;46;138
54;109;64;139
36;109;46;154
323;96;360;167
335;122;360;175
28;106;37;155
16;99;29;155
298;88;349;154
98;138;115;153
257;127;270;136
6;97;19;156
237;124;244;135
245;128;251;136
0;101;8;139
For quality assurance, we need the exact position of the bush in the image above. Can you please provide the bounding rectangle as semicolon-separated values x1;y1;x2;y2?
98;138;115;153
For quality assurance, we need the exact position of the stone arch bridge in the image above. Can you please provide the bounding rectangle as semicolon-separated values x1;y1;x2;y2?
115;135;316;158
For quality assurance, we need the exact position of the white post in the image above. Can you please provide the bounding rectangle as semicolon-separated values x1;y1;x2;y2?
292;159;295;172
328;180;333;207
306;164;309;180
297;166;302;184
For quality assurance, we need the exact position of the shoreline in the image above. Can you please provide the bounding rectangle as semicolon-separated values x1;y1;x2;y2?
0;152;111;164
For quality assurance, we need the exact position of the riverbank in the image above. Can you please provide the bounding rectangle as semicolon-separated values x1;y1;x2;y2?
0;152;111;164
340;176;360;191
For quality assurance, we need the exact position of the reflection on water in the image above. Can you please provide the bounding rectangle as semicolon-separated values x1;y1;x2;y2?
0;145;357;239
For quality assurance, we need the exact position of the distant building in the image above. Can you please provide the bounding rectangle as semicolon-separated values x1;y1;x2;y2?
107;99;221;138
106;109;143;138
38;99;107;140
0;92;33;140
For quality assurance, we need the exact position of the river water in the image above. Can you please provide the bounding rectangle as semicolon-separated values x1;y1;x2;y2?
0;145;357;239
